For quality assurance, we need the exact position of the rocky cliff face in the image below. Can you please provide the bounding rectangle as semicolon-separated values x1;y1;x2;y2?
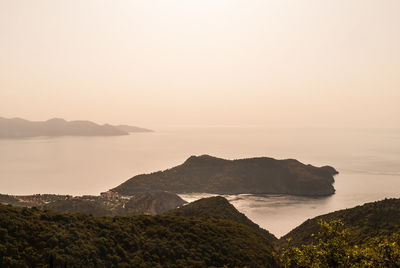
112;155;338;196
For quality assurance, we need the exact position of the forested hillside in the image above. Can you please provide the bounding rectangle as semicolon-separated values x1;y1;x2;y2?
0;204;277;267
112;155;337;196
281;198;400;247
167;196;277;244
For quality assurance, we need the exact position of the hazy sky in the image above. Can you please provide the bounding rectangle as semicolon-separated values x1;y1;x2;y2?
1;0;399;128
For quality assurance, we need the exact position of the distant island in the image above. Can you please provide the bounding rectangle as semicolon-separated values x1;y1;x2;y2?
112;155;338;196
114;124;153;133
0;117;153;138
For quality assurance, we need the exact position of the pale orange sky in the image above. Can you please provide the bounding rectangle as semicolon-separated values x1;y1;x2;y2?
0;0;399;128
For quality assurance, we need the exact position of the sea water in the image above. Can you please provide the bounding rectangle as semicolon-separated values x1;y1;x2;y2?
1;126;399;237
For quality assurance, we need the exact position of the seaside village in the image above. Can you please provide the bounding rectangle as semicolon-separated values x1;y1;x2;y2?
0;190;124;208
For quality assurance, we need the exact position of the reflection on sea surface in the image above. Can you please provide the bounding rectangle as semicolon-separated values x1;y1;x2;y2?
1;127;400;237
180;172;400;237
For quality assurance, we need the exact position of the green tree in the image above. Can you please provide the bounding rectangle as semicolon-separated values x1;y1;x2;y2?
281;220;400;267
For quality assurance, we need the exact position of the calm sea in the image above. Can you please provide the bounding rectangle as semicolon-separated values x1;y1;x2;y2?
1;126;399;237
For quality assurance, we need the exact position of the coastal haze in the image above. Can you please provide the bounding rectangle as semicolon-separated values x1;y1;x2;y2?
1;0;400;251
1;0;400;128
0;0;400;267
1;126;399;236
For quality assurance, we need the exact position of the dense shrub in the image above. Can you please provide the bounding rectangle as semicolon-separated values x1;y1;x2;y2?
0;204;277;267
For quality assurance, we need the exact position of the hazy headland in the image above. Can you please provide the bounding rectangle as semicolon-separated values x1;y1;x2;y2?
1;0;400;266
0;117;152;138
1;126;399;236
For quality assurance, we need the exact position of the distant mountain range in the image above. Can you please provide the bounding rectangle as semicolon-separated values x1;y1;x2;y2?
112;155;338;196
0;117;153;138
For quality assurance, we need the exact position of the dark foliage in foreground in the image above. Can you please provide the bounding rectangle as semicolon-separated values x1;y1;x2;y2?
2;197;400;267
280;219;400;267
167;196;277;243
0;204;277;267
281;198;400;247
